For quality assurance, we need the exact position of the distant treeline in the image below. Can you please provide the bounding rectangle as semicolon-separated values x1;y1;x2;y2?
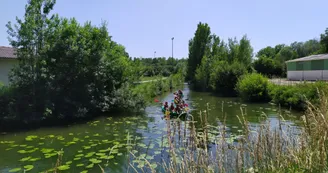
131;57;187;77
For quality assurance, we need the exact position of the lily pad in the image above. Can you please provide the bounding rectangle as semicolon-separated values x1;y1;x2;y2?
76;164;84;167
57;165;70;171
73;157;81;161
29;157;41;162
86;163;94;169
66;161;72;165
44;153;57;158
85;152;95;158
95;153;105;156
41;148;54;154
17;150;27;154
81;170;88;173
89;158;102;164
24;165;34;171
8;168;21;172
19;156;31;162
75;154;84;157
25;135;38;141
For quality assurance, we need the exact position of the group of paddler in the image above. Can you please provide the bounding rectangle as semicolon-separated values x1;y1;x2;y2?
161;90;189;117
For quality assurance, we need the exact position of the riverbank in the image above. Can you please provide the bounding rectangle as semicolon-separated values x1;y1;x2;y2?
235;73;328;111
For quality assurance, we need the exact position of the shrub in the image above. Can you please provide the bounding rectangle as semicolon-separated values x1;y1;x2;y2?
236;73;271;102
210;61;247;96
269;81;328;110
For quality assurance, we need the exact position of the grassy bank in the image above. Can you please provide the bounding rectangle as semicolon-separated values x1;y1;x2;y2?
236;73;328;111
132;73;185;103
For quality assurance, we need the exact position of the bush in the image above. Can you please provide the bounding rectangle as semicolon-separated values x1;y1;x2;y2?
210;61;247;96
269;82;328;110
236;73;271;102
253;56;283;77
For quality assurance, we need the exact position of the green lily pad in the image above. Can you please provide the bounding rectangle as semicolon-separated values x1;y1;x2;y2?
38;142;44;145
57;165;70;171
29;157;41;162
41;148;54;154
117;153;123;156
17;150;27;154
69;133;74;136
95;153;105;156
75;154;84;157
66;161;72;165
24;165;34;171
78;150;83;153
86;163;94;169
44;153;57;158
73;157;81;161
19;156;31;162
25;135;38;141
85;152;95;158
89;158;102;164
81;170;88;173
76;164;84;167
83;146;91;150
8;168;21;172
48;135;55;138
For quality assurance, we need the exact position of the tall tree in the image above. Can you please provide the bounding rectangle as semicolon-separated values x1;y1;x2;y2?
187;22;211;83
320;28;328;53
257;46;275;58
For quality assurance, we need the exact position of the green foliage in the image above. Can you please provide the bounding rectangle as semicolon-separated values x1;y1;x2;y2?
187;23;253;94
320;28;328;53
236;73;271;102
187;22;211;82
253;56;283;77
209;61;247;96
269;82;328;110
0;0;146;130
132;73;185;103
133;57;186;78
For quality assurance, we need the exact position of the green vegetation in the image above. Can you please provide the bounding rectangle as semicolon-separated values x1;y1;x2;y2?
236;73;271;102
187;22;328;110
132;72;185;103
253;30;328;77
133;57;187;78
269;82;328;110
0;0;185;131
187;22;253;95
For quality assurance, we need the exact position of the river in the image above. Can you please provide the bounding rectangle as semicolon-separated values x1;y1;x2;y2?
0;84;302;173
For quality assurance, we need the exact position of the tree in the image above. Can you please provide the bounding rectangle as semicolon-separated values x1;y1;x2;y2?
187;22;211;83
320;28;328;53
257;46;276;58
4;0;144;126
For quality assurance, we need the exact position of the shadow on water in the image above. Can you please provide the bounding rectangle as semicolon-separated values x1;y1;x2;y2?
0;84;303;172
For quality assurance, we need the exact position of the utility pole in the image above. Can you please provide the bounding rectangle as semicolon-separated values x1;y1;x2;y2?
171;37;174;58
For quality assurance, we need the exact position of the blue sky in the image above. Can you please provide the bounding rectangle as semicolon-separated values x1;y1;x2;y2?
0;0;327;58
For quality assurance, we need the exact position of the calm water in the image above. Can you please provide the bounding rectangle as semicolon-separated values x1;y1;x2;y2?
0;84;302;173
